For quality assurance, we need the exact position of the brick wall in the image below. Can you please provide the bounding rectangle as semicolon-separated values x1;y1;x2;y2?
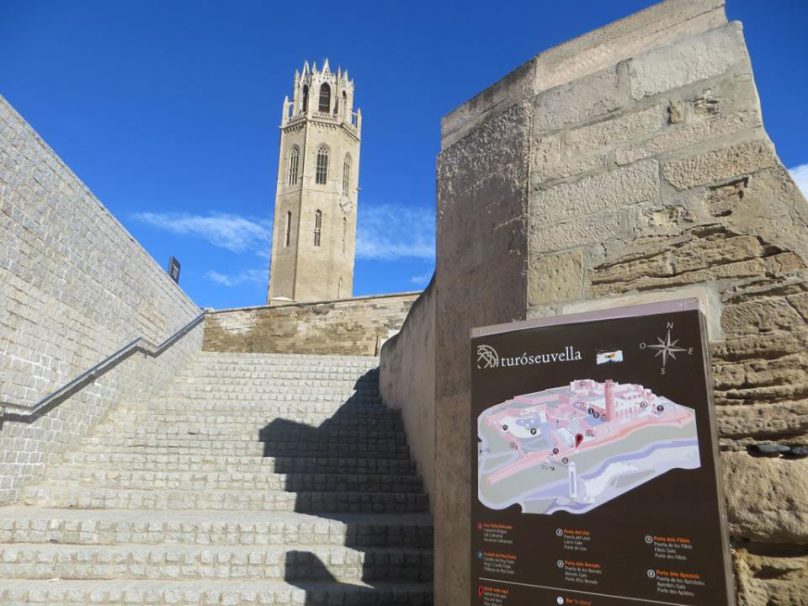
0;97;202;504
203;293;419;356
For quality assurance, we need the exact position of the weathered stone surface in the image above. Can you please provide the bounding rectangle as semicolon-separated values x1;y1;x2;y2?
530;204;638;255
723;451;808;544
380;281;436;504
533;104;665;181
202;293;418;356
533;160;658;224
663;139;777;190
735;549;808;606
629;23;746;99
435;99;532;606
532;67;621;133
615;100;761;165
528;250;585;305
716;402;808;440
722;297;806;338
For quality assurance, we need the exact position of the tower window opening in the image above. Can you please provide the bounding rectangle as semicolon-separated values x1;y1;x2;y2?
302;85;309;112
284;211;292;247
288;146;300;185
316;146;329;184
342;154;351;196
342;91;347;117
318;83;331;112
314;210;322;247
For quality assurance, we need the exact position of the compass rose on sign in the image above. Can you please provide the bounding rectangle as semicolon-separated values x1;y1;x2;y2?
640;322;694;375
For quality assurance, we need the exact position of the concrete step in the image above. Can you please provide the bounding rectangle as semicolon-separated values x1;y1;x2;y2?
0;578;433;605
74;446;411;462
60;453;417;475
40;469;423;493
22;487;430;513
75;441;411;459
101;411;404;429
144;400;385;418
0;543;433;582
0;508;433;549
88;426;408;442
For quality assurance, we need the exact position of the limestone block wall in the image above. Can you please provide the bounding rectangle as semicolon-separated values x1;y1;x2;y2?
202;292;419;356
379;277;436;506
433;0;808;603
0;97;203;504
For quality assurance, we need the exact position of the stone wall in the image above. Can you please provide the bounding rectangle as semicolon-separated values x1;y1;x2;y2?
0;97;203;504
203;292;419;356
433;0;808;603
379;277;436;506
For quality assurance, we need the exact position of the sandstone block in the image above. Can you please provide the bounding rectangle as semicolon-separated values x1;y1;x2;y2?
662;139;777;190
722;451;808;544
532;159;658;225
722;297;805;338
629;23;747;100
615;106;761;165
528;250;584;305
529;205;635;255
533;105;666;182
735;549;808;606
716;401;808;440
532;67;621;133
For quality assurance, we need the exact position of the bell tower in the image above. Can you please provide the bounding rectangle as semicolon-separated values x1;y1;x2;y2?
266;59;362;303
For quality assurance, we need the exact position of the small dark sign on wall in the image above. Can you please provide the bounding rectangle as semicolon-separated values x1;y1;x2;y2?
470;299;734;606
167;256;181;284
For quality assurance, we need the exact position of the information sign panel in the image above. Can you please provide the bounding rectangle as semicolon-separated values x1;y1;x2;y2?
471;299;734;606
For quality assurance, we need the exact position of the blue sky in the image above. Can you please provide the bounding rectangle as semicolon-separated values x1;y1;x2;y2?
1;0;806;309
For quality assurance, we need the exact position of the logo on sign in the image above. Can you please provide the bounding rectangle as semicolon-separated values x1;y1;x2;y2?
476;344;500;369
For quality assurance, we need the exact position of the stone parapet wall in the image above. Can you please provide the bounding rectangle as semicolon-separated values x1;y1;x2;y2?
203;293;419;356
433;1;808;603
379;277;436;507
0;97;202;504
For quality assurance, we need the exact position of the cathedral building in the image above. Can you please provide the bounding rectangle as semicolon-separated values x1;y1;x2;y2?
266;60;361;303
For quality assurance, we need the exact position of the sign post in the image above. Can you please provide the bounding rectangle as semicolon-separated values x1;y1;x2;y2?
470;299;734;606
167;256;181;284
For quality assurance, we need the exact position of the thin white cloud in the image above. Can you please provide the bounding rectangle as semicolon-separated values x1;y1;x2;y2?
789;164;808;199
357;204;435;261
205;268;268;287
133;211;271;254
410;269;434;286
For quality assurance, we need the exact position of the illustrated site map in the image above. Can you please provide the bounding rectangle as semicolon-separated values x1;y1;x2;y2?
478;380;700;514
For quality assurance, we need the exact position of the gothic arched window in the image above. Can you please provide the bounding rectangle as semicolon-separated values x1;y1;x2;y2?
318;83;331;113
342;154;351;196
302;85;309;112
288;146;300;186
314;210;322;247
284;211;292;247
316;146;329;184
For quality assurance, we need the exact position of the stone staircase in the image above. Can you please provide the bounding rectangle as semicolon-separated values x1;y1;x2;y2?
0;352;433;605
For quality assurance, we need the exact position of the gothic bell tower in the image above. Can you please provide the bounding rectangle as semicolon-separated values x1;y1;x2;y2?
266;59;362;303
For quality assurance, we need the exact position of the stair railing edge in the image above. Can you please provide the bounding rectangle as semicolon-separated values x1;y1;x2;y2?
0;310;207;421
